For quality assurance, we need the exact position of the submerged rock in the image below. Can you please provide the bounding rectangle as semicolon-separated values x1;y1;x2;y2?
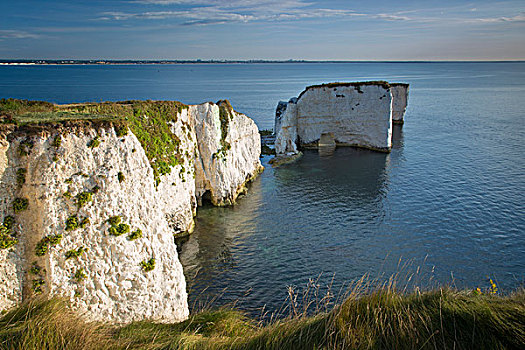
0;99;262;323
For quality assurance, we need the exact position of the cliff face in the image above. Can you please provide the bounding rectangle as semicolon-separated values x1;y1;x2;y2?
391;84;409;124
0;100;262;323
274;82;409;154
192;101;263;206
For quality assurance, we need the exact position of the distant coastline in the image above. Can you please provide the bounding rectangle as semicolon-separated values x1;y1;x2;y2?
1;59;524;65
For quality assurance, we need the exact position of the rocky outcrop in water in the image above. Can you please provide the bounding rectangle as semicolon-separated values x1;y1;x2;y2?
0;99;262;323
274;81;409;154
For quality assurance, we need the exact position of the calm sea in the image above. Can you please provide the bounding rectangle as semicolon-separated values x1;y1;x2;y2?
1;62;524;315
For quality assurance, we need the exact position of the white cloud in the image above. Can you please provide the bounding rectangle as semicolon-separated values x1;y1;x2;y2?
475;14;525;23
0;30;40;40
375;14;411;21
101;3;363;25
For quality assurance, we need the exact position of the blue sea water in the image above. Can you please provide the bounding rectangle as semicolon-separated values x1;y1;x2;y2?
1;62;524;315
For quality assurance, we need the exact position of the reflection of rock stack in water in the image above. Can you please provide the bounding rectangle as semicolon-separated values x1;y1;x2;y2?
318;132;336;156
274;81;409;155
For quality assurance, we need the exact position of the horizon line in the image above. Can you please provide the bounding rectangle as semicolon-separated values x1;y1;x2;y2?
1;59;524;64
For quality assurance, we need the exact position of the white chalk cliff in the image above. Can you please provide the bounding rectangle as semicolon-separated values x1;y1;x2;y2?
0;100;262;323
274;82;409;154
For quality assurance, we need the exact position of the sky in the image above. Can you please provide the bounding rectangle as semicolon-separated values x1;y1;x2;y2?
0;0;524;60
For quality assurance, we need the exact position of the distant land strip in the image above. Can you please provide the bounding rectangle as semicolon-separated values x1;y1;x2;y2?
1;59;524;65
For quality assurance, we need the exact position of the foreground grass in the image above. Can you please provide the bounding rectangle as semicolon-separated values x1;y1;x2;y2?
1;287;523;350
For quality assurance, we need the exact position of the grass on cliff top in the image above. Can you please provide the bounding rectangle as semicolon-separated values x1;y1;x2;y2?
0;98;193;183
1;283;523;350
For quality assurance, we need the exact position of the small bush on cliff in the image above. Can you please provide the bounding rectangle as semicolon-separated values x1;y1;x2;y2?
18;139;34;156
65;215;80;231
87;136;100;149
29;263;42;275
73;268;87;282
140;258;156;272
3;216;15;233
31;279;45;294
35;234;62;256
13;198;29;213
128;229;143;241
65;246;87;260
79;217;90;228
107;216;130;237
107;216;121;226
16;168;27;187
0;225;17;250
115;125;128;137
76;191;93;208
111;223;130;236
51;135;62;148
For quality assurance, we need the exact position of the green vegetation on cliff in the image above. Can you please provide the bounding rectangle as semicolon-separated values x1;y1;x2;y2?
0;98;189;183
1;286;523;349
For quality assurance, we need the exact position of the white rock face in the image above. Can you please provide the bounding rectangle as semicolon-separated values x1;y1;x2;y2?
0;136;24;311
192;102;263;206
0;128;188;323
0;100;262;323
391;84;409;124
274;99;299;154
275;82;409;154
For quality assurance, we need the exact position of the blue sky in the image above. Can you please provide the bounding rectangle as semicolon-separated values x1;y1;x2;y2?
0;0;524;60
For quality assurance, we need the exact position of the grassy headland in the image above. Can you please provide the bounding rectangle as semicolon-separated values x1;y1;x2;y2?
1;286;523;349
0;98;194;184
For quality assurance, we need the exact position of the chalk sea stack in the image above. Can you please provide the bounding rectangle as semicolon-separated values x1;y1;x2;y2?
274;81;409;154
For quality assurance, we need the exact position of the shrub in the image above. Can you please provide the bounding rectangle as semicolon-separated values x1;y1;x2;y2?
35;234;62;256
0;225;17;250
107;216;121;226
51;135;62;148
79;217;90;228
117;172;125;183
115;125;128;137
65;216;79;231
112;224;130;236
107;215;131;237
16;168;27;187
65;247;87;260
63;191;72;199
73;269;87;282
140;258;156;272
3;216;15;232
31;279;45;294
76;191;93;208
29;263;41;275
13;198;29;213
87;136;100;149
128;229;143;241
